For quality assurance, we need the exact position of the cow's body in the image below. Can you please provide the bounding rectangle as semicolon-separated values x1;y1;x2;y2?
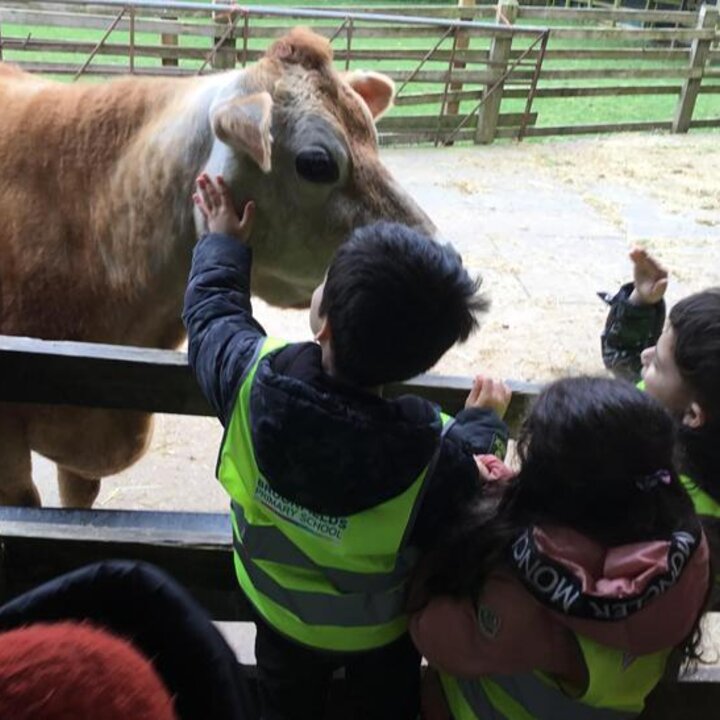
0;29;434;507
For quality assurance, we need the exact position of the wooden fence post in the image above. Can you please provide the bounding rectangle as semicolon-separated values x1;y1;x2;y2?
446;0;476;118
212;10;237;70
161;16;178;68
672;3;718;134
475;0;518;145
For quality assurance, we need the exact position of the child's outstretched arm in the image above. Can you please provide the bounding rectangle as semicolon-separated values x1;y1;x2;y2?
600;247;667;381
182;174;263;425
409;375;512;552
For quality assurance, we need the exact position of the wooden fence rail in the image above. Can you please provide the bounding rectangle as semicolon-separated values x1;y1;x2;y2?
0;333;538;632
0;333;720;717
0;334;539;425
0;0;717;144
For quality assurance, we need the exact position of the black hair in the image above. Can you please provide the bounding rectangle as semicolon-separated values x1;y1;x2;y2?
669;289;720;501
319;221;487;387
412;376;706;666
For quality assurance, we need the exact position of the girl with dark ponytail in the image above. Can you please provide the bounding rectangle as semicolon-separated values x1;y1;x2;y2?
410;377;710;720
602;249;720;579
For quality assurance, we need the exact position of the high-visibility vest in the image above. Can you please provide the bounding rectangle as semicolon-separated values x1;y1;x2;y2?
217;336;453;652
680;475;720;519
439;632;669;720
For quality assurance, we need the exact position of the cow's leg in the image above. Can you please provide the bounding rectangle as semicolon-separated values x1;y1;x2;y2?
26;407;154;509
58;467;101;509
0;408;40;506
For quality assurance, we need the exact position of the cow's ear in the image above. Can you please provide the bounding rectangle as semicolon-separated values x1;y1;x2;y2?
211;92;273;173
343;71;395;120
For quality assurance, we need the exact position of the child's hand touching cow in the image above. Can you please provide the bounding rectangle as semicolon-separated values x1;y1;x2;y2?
193;173;255;242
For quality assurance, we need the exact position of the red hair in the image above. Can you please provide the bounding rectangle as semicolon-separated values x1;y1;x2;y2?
0;622;178;720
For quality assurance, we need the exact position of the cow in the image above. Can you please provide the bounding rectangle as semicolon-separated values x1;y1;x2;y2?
0;27;435;508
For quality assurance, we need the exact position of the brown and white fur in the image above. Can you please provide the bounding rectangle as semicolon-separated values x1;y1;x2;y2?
0;28;435;507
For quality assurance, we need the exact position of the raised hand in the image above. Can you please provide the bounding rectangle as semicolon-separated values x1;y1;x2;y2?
628;247;668;306
193;173;255;243
465;375;512;419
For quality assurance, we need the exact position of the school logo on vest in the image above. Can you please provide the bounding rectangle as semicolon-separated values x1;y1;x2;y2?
477;604;501;639
255;477;348;541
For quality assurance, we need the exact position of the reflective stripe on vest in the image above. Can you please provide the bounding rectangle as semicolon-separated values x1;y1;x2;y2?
680;474;720;519
440;633;668;720
218;335;453;651
232;501;418;593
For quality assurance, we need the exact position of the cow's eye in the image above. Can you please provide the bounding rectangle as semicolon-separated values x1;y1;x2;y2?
295;147;339;184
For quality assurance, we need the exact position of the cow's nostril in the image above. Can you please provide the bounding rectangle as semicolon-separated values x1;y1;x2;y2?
296;147;339;184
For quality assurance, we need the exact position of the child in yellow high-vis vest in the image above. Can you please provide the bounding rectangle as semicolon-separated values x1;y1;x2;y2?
410;376;710;720
184;174;510;720
600;248;720;589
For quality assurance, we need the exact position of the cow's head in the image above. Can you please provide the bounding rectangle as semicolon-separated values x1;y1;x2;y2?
202;27;435;308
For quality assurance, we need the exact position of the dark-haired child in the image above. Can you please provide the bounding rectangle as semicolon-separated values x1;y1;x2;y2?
601;248;720;578
183;174;509;720
410;376;710;720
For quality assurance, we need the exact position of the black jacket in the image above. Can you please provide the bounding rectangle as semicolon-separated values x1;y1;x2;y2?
600;281;666;381
182;233;508;550
0;561;255;720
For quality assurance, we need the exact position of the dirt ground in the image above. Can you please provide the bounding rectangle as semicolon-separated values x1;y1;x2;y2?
33;131;720;511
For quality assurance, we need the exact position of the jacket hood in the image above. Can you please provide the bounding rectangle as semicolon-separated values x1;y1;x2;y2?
510;524;710;655
248;351;443;516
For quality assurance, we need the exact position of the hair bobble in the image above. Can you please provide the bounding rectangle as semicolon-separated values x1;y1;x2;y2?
635;469;673;491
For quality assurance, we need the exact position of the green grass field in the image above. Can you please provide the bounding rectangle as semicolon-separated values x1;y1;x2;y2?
2;1;718;134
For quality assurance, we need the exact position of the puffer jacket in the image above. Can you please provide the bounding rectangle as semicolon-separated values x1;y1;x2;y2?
182;232;509;550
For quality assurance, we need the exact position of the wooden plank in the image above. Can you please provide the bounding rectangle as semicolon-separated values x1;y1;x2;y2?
477;0;519;145
518;6;699;24
673;4;719;133
0;335;212;416
4;61;192;76
0;2;702;27
0;506;243;619
539;27;715;41
0;36;225;61
640;677;720;719
0;9;519;40
0;2;497;20
509;47;690;61
533;67;696;80
496;119;671;138
689;117;720;128
243;25;513;41
1;504;720;719
395;88;485;106
378;114;479;130
445;0;476;119
211;8;236;71
336;48;491;63
0;8;220;38
378;129;478;145
0;335;540;432
15;60;699;85
497;110;538;126
161;13;179;68
502;84;681;98
0;36;492;66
